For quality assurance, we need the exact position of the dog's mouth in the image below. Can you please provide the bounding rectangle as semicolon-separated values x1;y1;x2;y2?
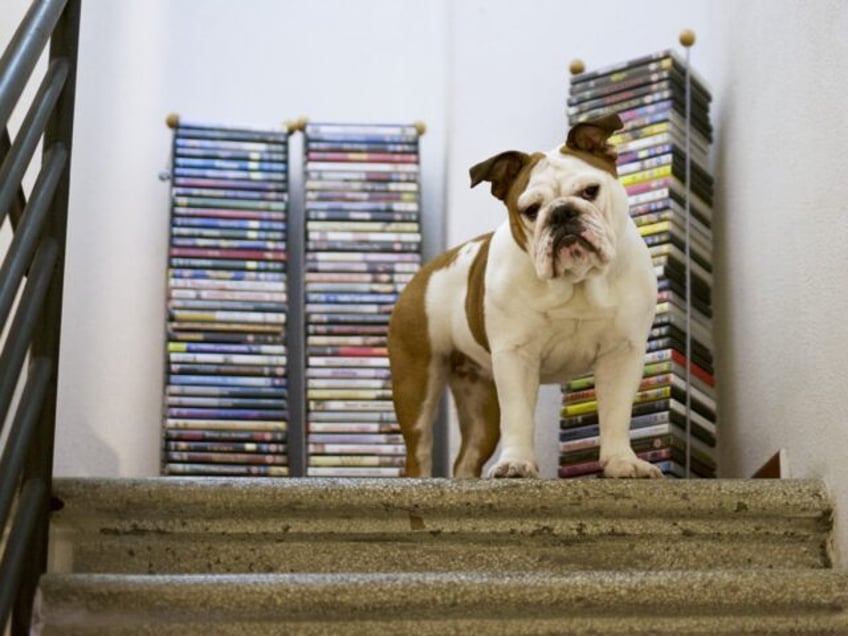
536;219;608;281
553;231;598;255
550;217;602;259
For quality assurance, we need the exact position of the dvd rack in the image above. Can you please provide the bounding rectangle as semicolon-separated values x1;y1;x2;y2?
303;122;424;477
162;117;290;477
559;49;717;479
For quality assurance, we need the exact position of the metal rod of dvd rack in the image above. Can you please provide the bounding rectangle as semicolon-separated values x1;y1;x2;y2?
0;0;79;632
680;31;695;479
287;120;306;477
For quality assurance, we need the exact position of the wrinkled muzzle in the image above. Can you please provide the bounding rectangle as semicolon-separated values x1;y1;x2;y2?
533;200;613;281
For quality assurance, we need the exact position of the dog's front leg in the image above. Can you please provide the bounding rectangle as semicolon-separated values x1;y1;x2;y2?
486;347;540;478
594;344;663;478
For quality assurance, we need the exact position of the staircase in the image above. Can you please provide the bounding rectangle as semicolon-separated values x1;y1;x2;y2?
35;477;848;634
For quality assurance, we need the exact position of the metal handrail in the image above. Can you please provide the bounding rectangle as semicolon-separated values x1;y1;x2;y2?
0;127;28;228
0;0;66;124
0;0;79;633
0;58;69;228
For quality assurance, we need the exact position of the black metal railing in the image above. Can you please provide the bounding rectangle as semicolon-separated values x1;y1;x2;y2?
0;0;79;633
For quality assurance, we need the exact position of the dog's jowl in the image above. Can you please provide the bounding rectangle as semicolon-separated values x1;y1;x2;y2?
388;114;662;480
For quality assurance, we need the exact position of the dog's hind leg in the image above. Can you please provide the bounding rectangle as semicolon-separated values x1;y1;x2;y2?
387;278;445;477
390;353;445;477
448;352;500;478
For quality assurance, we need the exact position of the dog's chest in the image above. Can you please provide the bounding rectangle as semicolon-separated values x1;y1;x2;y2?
522;281;622;382
536;314;611;382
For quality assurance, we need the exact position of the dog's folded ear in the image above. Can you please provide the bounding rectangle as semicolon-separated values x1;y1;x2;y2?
469;151;531;201
560;113;623;172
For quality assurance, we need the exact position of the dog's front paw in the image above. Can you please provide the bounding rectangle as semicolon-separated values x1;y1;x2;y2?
602;454;663;479
487;459;539;479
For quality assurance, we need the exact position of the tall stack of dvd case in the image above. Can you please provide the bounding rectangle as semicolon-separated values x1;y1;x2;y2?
302;122;423;477
559;50;717;479
162;119;290;477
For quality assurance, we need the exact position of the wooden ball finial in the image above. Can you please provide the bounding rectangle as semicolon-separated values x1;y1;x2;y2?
165;112;180;129
679;29;696;48
413;121;426;136
569;59;586;76
285;117;308;134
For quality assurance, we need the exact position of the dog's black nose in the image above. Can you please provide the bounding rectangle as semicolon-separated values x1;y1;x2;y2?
550;204;580;225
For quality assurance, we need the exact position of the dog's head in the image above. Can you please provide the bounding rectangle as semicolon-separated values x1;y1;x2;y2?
470;113;627;283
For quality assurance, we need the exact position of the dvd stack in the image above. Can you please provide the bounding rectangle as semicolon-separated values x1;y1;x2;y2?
303;122;423;477
162;118;290;477
559;50;717;479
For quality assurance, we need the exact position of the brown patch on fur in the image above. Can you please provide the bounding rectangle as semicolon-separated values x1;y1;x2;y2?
462;380;501;477
469;151;546;252
464;233;493;353
503;152;546;250
469;151;528;201
448;350;483;381
388;245;464;476
559;113;623;177
448;351;501;477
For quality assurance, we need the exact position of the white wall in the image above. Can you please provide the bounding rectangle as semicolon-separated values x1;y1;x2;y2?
708;0;848;565
3;0;847;562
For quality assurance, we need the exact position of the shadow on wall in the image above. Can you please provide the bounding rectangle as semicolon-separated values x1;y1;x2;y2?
56;418;121;477
711;81;737;478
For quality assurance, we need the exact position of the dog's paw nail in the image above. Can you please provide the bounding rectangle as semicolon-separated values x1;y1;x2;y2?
602;456;664;479
488;460;539;479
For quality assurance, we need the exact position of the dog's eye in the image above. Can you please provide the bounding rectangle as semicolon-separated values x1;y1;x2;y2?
581;184;600;201
522;203;541;221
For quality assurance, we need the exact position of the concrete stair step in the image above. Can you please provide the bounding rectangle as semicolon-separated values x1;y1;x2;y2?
50;477;834;574
36;570;848;635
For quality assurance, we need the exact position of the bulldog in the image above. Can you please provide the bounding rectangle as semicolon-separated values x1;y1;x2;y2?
388;113;662;479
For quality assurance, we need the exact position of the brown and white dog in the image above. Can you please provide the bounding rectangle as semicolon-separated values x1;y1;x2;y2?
388;113;662;479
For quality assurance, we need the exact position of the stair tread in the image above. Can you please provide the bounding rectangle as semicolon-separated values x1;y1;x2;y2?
34;615;848;636
41;567;848;595
55;530;832;574
52;477;834;520
38;570;848;629
48;477;836;574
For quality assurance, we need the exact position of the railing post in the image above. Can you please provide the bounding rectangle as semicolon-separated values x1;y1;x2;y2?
12;0;80;633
